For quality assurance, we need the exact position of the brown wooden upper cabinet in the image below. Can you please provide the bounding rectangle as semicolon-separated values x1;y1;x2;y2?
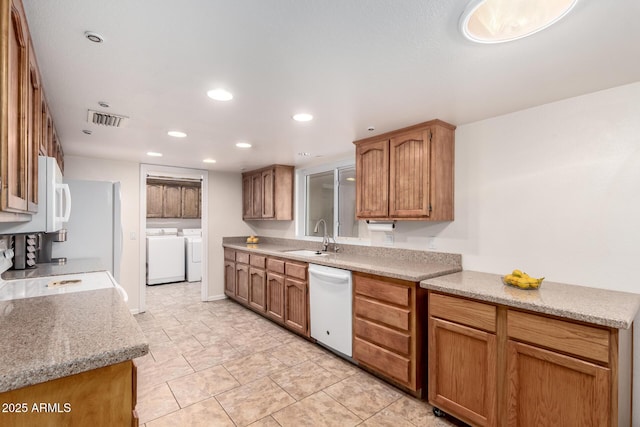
146;179;201;219
1;0;41;217
242;165;293;220
354;119;455;221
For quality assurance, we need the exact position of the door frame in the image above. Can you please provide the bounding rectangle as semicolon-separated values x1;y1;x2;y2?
138;164;209;313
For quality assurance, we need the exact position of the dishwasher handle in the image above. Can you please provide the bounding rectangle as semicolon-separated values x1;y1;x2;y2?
309;268;351;284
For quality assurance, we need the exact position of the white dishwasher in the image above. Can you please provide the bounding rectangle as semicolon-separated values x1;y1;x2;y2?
309;264;353;357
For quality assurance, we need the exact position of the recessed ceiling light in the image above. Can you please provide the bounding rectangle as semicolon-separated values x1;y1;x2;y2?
98;101;110;108
460;0;579;44
235;142;252;148
293;113;313;122
146;152;163;157
298;152;311;157
346;177;356;182
84;31;104;43
167;131;187;138
207;88;233;101
203;158;217;164
82;129;92;135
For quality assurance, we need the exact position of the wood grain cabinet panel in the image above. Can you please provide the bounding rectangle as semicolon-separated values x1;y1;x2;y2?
355;139;389;218
146;183;164;218
249;266;266;312
242;165;293;220
162;184;182;218
224;260;235;297
284;277;308;336
266;271;285;322
25;42;40;212
428;317;497;427
0;360;137;427
235;263;249;304
181;185;200;218
507;341;610;427
2;0;30;214
353;119;455;221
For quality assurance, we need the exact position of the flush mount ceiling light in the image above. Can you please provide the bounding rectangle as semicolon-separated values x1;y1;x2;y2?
167;131;187;138
98;101;110;108
207;88;233;101
292;113;313;122
203;158;217;164
146;152;163;157
298;152;311;157
84;31;104;43
235;142;252;148
460;0;579;44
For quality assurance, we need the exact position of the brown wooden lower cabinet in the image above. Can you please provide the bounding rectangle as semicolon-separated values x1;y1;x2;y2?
224;250;309;337
427;291;633;427
352;272;424;395
0;360;137;427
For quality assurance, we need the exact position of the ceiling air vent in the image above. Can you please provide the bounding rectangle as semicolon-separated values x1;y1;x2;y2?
87;110;129;127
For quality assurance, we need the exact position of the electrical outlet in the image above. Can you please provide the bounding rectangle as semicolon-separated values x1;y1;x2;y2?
384;232;394;245
428;237;436;249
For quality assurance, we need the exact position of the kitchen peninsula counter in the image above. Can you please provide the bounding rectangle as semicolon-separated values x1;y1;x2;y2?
421;270;640;329
222;237;462;282
0;288;148;393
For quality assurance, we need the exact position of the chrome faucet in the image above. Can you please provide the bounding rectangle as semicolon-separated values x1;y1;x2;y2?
313;219;330;252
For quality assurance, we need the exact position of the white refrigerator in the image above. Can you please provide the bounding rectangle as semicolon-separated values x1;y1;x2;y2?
52;180;122;281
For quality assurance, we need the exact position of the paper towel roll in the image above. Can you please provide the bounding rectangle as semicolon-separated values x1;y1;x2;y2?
366;222;395;232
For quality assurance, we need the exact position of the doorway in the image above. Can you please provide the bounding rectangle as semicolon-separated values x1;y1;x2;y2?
138;164;209;313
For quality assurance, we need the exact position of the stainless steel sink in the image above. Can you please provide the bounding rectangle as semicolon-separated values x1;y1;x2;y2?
284;249;329;257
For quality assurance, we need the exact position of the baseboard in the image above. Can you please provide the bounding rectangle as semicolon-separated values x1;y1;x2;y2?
207;294;227;302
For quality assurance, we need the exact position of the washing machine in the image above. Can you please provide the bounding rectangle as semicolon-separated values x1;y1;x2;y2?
146;228;185;285
180;229;202;282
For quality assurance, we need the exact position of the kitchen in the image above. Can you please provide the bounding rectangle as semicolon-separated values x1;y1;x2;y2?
1;0;639;426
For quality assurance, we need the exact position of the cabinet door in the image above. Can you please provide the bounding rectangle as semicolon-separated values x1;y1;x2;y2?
181;186;200;218
355;139;389;218
242;175;253;219
162;184;182;218
261;169;275;218
248;267;266;312
389;130;431;218
235;263;249;304
146;183;163;218
224;261;235;297
26;45;41;212
3;0;30;213
506;340;610;427
428;318;496;427
284;277;308;336
250;173;262;218
266;272;285;323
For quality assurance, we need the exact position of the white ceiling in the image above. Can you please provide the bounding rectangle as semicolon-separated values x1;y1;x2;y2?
22;0;640;172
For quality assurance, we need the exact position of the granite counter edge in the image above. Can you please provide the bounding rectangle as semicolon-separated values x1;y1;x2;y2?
0;343;149;393
421;282;633;330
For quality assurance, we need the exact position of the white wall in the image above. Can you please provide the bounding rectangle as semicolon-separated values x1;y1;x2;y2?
207;171;253;299
63;156;141;311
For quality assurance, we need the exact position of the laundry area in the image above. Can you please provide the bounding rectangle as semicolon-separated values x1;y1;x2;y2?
145;176;202;286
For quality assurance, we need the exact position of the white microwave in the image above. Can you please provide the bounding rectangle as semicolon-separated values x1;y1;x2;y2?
0;156;71;233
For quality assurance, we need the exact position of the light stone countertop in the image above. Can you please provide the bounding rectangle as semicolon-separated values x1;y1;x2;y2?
1;258;107;280
0;288;148;393
421;271;640;329
222;241;462;282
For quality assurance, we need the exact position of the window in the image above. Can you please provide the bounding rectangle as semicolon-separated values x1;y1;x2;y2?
298;161;359;239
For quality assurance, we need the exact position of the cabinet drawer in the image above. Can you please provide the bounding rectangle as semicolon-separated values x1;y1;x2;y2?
354;274;410;306
267;258;285;274
250;254;266;268
354;337;411;385
429;293;496;333
224;249;235;261
355;295;410;330
507;310;610;364
354;317;410;355
236;251;249;264
285;261;307;280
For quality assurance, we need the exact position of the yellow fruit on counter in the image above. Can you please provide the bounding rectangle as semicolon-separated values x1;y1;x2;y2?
503;272;544;290
512;269;523;278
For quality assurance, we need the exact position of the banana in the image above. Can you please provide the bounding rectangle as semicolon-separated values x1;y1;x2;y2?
504;271;544;289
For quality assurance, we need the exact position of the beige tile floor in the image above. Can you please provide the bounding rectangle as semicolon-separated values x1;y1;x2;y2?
134;281;467;427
